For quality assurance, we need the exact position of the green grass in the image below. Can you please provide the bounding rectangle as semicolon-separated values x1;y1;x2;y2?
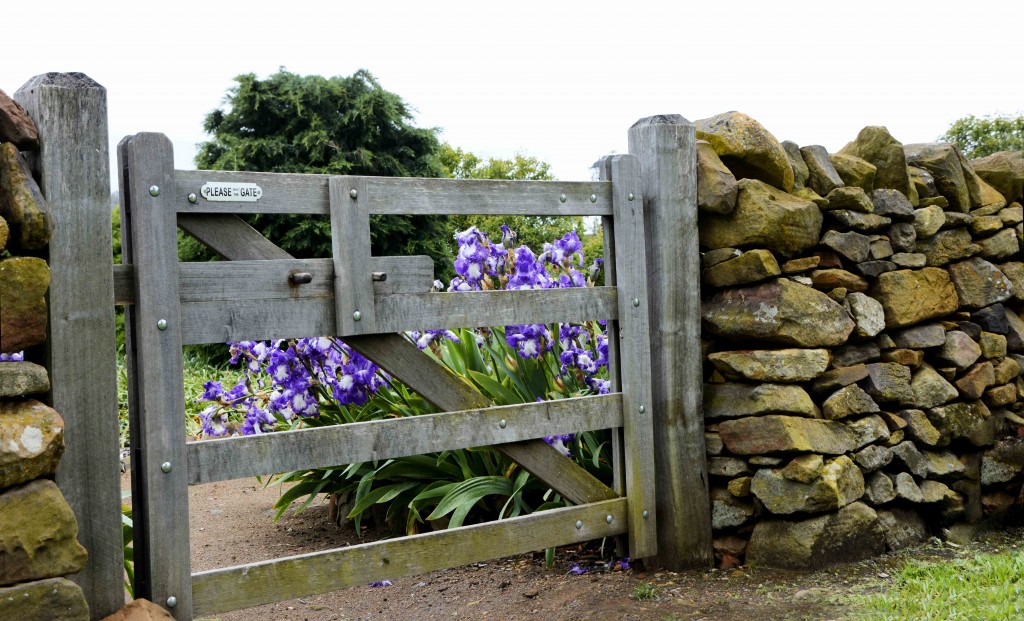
631;581;659;601
847;550;1024;620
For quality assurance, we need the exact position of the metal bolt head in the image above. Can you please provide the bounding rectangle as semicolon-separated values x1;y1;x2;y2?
575;520;584;530
499;419;507;429
642;510;650;519
156;319;168;331
628;193;635;201
639;405;646;414
187;192;198;204
166;596;178;608
349;189;358;199
149;185;160;197
606;514;614;524
632;298;640;307
352;311;362;321
590;194;597;203
559;194;567;203
161;461;172;473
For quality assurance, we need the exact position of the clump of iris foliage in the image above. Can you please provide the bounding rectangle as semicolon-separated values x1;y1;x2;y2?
196;226;612;534
849;550;1024;620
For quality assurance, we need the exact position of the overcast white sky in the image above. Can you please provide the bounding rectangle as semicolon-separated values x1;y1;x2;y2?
7;1;1023;189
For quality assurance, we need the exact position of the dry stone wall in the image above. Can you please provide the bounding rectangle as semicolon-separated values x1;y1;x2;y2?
696;111;1024;569
0;88;90;620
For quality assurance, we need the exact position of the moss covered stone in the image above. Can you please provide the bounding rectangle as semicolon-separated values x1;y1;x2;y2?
695;111;794;192
0;479;87;585
0;143;52;251
0;257;49;354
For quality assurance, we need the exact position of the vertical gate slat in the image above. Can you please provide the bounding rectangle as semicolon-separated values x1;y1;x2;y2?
331;176;377;335
118;133;192;619
599;157;625;501
607;155;658;558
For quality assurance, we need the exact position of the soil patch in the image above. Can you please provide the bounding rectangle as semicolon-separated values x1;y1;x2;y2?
120;474;1022;620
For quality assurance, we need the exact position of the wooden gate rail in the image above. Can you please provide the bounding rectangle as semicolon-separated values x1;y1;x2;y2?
119;132;657;620
184;394;623;485
193;498;628;616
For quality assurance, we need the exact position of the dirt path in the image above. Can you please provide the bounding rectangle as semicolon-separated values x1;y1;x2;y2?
120;474;1020;620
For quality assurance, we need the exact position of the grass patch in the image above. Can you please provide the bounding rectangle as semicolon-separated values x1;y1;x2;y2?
848;550;1024;620
631;581;658;601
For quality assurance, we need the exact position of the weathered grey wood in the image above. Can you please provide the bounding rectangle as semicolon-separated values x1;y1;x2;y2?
187;394;622;484
607;154;658;558
118;133;193;618
362;177;613;216
177;213;292;260
112;256;434;305
330;177;377;334
599;157;625;501
372;287;618;333
192;498;628;616
177;287;618;345
628;116;713;568
15;72;123;620
345;334;619;505
174;169;613;216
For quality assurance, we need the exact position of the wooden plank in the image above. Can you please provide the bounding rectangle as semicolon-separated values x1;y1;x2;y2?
607;154;658;558
113;256;435;305
330;176;377;334
363;177;613;216
599;157;625;501
187;394;622;484
372;287;618;333
177;213;292;260
628;116;713;568
345;334;618;505
118;133;193;618
177;287;618;345
174;169;613;216
192;498;627;616
15;72;123;620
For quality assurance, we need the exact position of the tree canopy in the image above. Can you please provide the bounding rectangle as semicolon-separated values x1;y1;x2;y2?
438;144;604;266
194;69;451;272
940;113;1024;159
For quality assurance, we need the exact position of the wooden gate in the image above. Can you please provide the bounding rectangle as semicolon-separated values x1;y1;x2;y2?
116;132;657;620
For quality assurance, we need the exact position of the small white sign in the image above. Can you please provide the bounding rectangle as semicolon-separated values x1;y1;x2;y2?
200;182;263;202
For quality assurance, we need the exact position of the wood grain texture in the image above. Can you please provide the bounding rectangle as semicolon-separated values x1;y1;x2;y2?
192;498;627;616
345;334;619;505
113;256;435;305
606;154;658;558
15;72;123;620
628;116;713;568
187;394;622;484
330;176;377;334
174;169;613;216
177;213;292;260
598;157;625;501
176;287;618;345
118;133;193;619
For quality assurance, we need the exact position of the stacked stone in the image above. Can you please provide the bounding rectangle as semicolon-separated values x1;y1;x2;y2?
694;112;1024;570
0;89;90;620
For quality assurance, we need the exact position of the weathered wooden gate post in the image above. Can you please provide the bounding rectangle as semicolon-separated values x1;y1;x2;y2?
15;73;123;618
628;115;713;568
